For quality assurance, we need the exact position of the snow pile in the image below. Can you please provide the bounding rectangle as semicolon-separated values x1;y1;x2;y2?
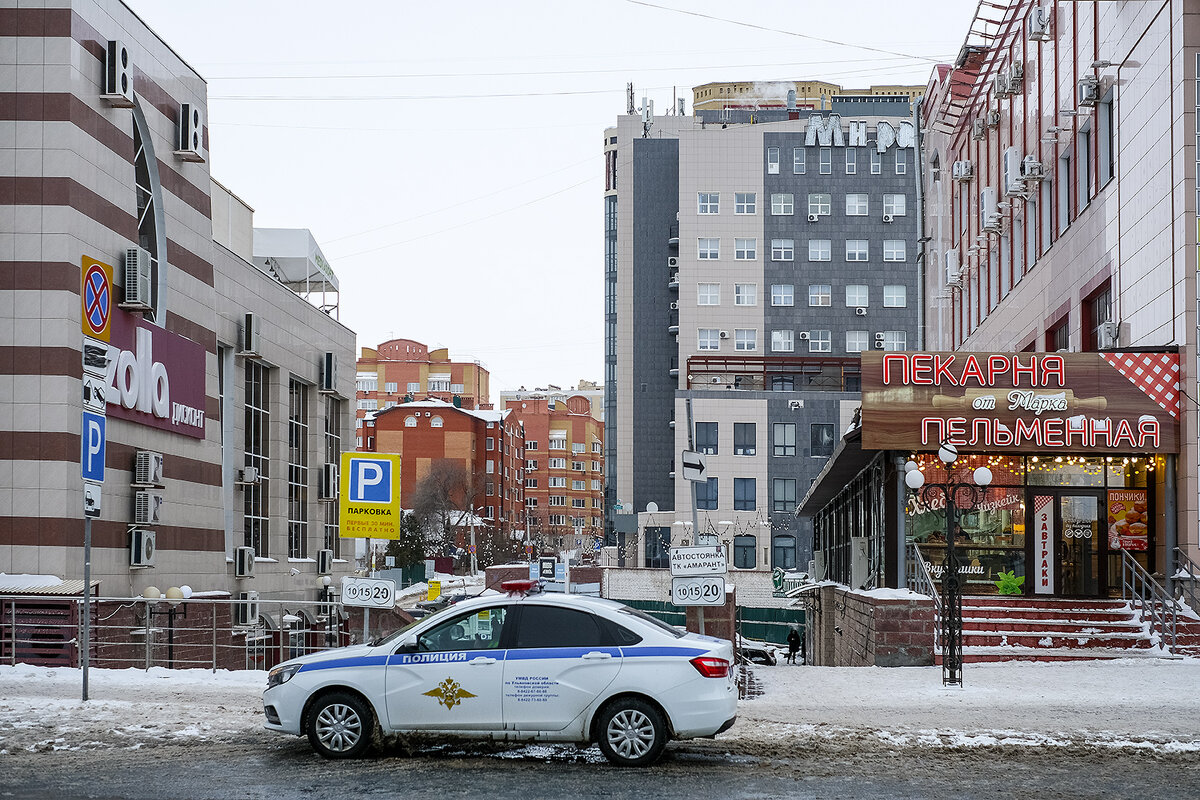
2;657;1199;757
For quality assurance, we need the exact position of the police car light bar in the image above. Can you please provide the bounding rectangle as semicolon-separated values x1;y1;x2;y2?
501;579;541;595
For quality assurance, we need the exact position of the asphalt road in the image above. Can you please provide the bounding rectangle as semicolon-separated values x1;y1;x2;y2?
4;736;1198;800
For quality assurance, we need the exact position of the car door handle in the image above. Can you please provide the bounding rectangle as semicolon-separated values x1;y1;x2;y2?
469;656;497;665
581;651;612;660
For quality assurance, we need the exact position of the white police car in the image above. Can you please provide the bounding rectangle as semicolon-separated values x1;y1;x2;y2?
263;581;737;766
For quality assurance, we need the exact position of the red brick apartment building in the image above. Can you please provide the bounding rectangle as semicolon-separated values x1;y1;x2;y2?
503;394;605;555
355;339;490;446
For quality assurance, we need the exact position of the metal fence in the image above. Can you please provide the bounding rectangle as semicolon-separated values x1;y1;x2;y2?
0;595;370;672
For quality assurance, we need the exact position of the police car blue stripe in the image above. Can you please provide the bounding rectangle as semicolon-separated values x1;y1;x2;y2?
294;644;710;672
297;655;389;672
620;646;708;658
504;646;622;661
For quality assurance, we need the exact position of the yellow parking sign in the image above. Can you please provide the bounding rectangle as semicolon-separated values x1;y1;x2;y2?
339;453;401;539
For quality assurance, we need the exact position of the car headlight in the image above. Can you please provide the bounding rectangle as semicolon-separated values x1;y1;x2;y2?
267;664;303;689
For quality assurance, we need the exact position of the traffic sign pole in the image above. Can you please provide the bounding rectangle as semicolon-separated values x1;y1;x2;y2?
82;517;91;701
685;399;704;635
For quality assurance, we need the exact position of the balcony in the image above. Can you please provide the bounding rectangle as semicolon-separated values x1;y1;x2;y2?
667;309;679;335
685;355;861;392
668;272;679;289
668;221;679;248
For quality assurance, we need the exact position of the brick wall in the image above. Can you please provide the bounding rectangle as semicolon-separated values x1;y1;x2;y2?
805;585;933;667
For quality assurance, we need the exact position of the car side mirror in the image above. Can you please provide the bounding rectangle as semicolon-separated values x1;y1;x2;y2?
394;638;418;655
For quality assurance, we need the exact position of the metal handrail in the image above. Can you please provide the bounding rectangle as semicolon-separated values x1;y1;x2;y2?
1119;549;1178;653
1173;547;1200;613
906;542;941;651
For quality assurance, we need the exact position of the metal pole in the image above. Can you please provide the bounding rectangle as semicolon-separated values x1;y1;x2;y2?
895;455;908;589
1164;454;1177;597
942;499;962;686
211;603;218;673
363;538;372;642
470;514;478;577
82;517;91;701
685;398;705;636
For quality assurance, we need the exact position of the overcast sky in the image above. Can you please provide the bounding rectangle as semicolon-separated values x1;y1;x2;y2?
126;0;977;399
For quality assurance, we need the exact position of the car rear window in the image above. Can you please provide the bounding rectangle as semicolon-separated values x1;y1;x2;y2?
616;606;685;638
514;606;606;648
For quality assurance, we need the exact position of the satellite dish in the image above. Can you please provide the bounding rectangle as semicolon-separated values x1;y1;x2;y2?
646;502;659;513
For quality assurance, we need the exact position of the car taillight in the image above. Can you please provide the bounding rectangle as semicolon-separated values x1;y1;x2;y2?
690;656;730;678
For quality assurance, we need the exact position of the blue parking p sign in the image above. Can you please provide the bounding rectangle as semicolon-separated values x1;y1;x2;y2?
81;411;105;484
349;458;391;503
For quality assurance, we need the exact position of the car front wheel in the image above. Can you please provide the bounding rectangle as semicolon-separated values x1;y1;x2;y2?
306;692;375;759
596;698;667;767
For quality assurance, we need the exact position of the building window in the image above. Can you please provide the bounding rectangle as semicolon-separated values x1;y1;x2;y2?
698;329;721;351
734;478;756;511
734;423;756;456
772;478;797;512
696;478;718;510
486;459;495;474
450;383;464;394
895;149;908;174
735;329;756;351
883;240;906;261
698;238;720;259
808;284;831;307
698;192;719;214
572;461;586;471
771;239;795;261
773;422;796;457
771;330;795;352
383;381;397;393
525;477;537;488
882;330;907;350
808;239;831;261
549;457;567;470
549;435;567;449
771;284;794;306
845;240;869;262
428;378;450;392
572;442;586;453
644;526;670;569
883;194;907;216
819;147;832;174
766;146;780;174
406;381;420;393
809;330;831;353
1099;91;1115;186
486;481;495;496
733;535;757;568
771;193;794;215
526;441;538;451
773;535;797;569
845;284;868;307
735;192;756;214
1084;282;1112;351
870;151;882;174
846;330;868;353
549;476;566;488
698;283;720;305
549;495;566;506
244;361;270;557
525;497;537;508
771;376;795;392
287;380;310;560
357;399;378;411
807;193;831;216
430;416;443;427
404;416;417;427
845;193;868;216
845;149;857;174
572;497;586;508
793;147;806;174
695;421;718;455
735;283;757;305
572;479;586;491
356;377;377;393
734;238;757;260
486;437;494;450
883;285;907;307
324;397;342;556
811;423;835;458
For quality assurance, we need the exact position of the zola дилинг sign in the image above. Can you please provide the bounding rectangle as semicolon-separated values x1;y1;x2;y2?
860;352;1180;454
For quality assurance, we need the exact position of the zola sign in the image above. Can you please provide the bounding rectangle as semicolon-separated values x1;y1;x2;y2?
100;307;207;439
860;352;1181;454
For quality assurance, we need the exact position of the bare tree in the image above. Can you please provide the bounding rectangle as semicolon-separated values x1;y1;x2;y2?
409;459;483;558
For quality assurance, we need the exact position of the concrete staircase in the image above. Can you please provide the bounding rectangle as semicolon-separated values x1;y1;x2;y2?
935;596;1187;663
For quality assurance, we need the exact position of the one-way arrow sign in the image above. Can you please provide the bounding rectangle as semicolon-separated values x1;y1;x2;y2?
681;450;707;483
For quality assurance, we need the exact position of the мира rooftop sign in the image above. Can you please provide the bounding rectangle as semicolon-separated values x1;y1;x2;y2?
860;352;1180;454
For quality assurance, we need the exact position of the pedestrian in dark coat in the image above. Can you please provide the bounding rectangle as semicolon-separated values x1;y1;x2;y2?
786;627;801;665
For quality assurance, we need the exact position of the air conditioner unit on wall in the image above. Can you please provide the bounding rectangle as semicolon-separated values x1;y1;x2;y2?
855;306;867;316
1078;77;1100;106
134;491;164;525
798;331;810;340
873;341;886;349
1027;6;1052;41
807;213;819;222
239;312;260;356
102;40;135;107
882;213;894;223
986;110;1001;128
134;451;164;487
319;351;338;394
971;118;986;140
318;463;339;501
1021;156;1046;181
850;536;870;589
175;103;204;162
235;546;256;578
993;72;1011;98
121;247;153;310
1097;320;1120;350
669;301;678;310
234;591;260;626
952;160;974;182
719;330;729;339
874;332;886;341
668;256;679;268
236;466;260;485
317;549;334;576
1007;63;1025;91
130;529;156;568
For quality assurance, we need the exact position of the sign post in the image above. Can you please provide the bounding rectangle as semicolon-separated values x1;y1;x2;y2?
680;399;713;632
79;257;112;703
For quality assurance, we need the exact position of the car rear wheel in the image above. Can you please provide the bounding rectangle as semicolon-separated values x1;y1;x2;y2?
306;692;374;759
596;698;667;767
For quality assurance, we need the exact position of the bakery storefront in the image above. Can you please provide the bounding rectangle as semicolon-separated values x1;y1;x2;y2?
800;351;1180;598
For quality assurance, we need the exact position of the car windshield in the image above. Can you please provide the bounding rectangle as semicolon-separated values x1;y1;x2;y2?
616;605;685;638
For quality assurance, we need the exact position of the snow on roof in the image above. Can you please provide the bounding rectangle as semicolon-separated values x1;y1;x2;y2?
380;398;509;424
0;574;100;596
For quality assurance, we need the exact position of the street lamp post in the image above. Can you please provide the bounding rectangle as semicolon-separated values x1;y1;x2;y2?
904;443;992;686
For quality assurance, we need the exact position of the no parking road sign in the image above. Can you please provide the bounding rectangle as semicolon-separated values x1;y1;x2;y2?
81;257;113;341
339;453;401;539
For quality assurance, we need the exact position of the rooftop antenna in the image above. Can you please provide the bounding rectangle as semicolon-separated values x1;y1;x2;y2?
641;97;654;138
677;97;686;116
626;82;635;115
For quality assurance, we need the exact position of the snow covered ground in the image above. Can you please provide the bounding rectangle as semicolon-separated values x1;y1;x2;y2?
1;658;1198;758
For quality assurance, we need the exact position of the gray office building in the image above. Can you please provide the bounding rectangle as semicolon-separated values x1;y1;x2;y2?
604;99;921;574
